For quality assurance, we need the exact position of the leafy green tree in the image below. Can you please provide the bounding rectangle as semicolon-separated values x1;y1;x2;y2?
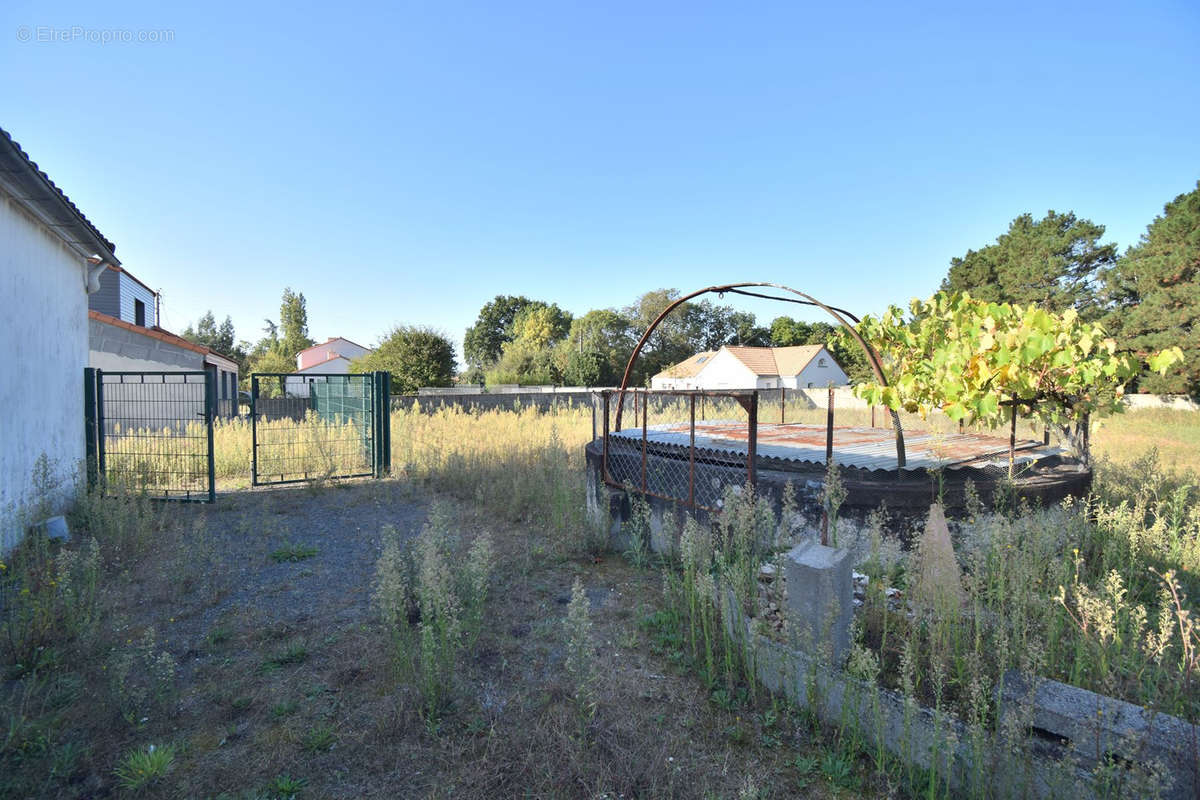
769;316;813;346
182;311;236;355
560;309;636;385
352;326;457;394
278;287;314;359
463;296;538;370
563;350;604;386
852;291;1182;466
728;311;770;346
510;304;572;350
942;211;1117;318
1103;180;1200;395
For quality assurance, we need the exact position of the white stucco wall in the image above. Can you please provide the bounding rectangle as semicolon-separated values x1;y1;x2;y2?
285;356;355;396
789;349;849;388
0;194;88;548
694;348;760;389
297;339;369;370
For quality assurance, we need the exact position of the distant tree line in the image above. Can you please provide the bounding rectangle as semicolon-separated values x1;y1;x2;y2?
460;289;875;388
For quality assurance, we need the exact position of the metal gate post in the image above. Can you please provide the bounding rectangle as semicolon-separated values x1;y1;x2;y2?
250;375;259;487
205;368;216;502
379;371;392;476
95;369;106;488
84;368;98;490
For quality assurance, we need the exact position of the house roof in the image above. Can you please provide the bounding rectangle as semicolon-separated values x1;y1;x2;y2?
89;310;238;369
653;351;716;380
725;345;826;376
297;337;370;356
0;127;118;263
657;345;830;380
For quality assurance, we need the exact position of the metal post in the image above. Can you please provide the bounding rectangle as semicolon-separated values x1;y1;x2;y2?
780;387;785;424
1009;400;1017;473
205;368;216;502
251;375;259;487
83;368;98;490
641;389;648;492
871;404;875;429
95;369;106;489
689;393;696;508
825;383;835;464
602;392;610;482
747;391;758;489
381;372;392;475
1043;426;1050;446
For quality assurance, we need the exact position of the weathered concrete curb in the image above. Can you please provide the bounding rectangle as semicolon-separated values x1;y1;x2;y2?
721;589;1198;799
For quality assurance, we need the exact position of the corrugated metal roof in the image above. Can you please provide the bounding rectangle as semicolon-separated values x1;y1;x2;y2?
610;421;1064;473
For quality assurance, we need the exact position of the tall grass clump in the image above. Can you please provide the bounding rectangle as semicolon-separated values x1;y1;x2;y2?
373;502;493;729
1;460;161;673
390;404;595;553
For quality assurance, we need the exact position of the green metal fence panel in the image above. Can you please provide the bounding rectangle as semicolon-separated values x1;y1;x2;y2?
85;369;215;501
250;372;381;485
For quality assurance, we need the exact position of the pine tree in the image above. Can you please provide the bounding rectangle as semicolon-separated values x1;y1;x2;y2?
1104;181;1200;395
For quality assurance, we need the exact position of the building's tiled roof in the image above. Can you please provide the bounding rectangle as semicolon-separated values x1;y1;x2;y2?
658;345;828;380
297;337;370;356
89;310;238;367
0;126;116;257
654;351;716;379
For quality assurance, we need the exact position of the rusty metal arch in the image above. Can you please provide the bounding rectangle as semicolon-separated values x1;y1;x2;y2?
614;282;906;467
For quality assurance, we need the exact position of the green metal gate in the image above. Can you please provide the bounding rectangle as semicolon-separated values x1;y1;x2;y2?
250;372;391;485
84;368;216;502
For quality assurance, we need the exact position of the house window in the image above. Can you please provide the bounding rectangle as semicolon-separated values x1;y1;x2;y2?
134;299;146;326
818;358;827;368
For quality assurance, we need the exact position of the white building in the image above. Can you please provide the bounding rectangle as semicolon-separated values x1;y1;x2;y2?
651;345;849;390
0;127;119;548
285;337;372;397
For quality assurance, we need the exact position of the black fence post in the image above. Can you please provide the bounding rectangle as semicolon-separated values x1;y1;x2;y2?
95;369;106;490
83;368;98;491
205;368;217;502
381;371;392;476
250;375;259;487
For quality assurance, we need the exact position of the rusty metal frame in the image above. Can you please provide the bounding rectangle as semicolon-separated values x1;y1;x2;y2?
601;387;758;512
613;282;906;467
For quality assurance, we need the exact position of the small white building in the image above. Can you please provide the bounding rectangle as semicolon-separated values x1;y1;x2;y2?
651;345;849;390
285;337;372;396
1;127;119;547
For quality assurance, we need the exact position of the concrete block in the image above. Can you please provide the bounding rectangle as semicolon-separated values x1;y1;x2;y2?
1001;671;1198;799
783;539;854;664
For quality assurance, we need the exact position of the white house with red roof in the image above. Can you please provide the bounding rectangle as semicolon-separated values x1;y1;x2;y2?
285;337;373;397
651;345;848;390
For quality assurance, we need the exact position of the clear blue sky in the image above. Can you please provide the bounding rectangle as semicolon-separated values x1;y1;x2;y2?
3;0;1198;361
